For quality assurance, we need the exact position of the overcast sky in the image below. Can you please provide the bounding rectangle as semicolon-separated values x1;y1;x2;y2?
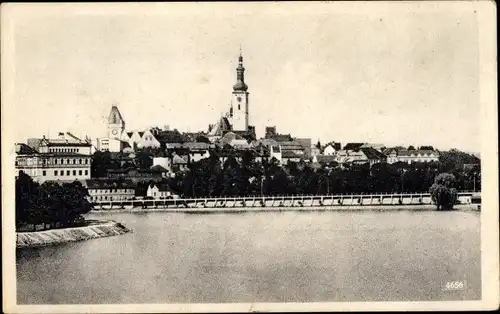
10;3;481;152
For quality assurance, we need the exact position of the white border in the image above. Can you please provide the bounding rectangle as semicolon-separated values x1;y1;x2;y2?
2;2;498;312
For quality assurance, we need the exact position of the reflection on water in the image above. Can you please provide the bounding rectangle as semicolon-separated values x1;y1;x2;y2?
17;211;481;304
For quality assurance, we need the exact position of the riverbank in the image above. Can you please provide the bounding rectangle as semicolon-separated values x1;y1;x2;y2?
16;220;132;248
89;204;480;214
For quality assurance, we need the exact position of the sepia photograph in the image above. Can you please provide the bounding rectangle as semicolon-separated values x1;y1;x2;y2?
2;2;498;313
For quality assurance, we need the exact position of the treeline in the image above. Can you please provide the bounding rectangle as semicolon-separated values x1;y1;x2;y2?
90;148;480;197
16;171;92;230
163;150;480;197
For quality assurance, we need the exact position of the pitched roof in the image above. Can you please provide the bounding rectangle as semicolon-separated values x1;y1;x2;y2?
270;134;293;142
315;155;337;164
108;105;125;124
279;141;306;150
151;183;170;192
15;143;38;155
182;142;211;150
172;154;188;164
360;147;387;160
343;143;365;151
282;151;302;158
150;165;169;173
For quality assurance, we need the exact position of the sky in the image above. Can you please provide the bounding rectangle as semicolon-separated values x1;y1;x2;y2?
9;2;481;153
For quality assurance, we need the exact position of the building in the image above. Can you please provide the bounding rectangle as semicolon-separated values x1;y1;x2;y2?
312;155;337;166
207;51;256;139
152;156;172;172
384;148;440;164
218;132;251;149
97;105;171;152
229;52;250;132
295;138;312;159
15;134;92;183
106;168;163;182
281;151;302;165
96;105;129;153
147;183;173;199
85;179;136;202
335;147;386;167
323;142;341;156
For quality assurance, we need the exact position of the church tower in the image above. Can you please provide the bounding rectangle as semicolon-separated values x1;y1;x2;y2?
231;51;249;132
108;104;125;140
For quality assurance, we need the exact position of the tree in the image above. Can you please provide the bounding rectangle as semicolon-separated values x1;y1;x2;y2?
430;173;458;210
195;135;210;143
135;150;154;169
91;151;120;178
16;173;92;229
419;146;434;150
407;145;416;151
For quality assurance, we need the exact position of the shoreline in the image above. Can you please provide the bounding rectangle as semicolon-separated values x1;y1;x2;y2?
89;204;480;214
16;220;132;249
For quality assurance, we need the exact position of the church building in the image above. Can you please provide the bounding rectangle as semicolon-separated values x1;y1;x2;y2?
208;51;256;141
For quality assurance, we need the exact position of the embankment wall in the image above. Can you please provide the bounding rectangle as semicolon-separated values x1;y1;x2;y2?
16;220;131;248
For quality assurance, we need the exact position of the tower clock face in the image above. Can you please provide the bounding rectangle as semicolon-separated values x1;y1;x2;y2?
237;96;242;102
112;129;118;135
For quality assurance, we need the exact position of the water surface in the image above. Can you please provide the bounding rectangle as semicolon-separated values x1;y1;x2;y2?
17;210;481;303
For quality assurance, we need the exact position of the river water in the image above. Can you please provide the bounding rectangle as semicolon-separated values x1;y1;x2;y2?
16;210;481;304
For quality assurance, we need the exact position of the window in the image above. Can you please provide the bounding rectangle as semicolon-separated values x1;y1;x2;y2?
60;171;64;176
72;159;75;164
42;170;46;176
84;159;88;164
84;170;88;175
79;170;82;175
73;170;76;175
79;159;82;164
238;104;241;110
54;159;58;165
66;170;70;176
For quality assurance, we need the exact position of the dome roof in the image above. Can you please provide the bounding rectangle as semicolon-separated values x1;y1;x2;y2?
233;81;248;91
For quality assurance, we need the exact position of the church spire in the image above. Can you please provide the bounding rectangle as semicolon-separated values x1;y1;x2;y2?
233;48;248;92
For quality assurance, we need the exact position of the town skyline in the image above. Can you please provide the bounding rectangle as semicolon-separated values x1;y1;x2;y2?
12;3;480;153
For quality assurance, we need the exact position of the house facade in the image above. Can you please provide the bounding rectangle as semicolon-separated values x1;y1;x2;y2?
385;148;440;164
147;183;172;199
15;134;92;183
85;179;136;202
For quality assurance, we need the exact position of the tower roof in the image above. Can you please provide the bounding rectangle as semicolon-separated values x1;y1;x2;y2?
233;53;248;91
108;105;125;125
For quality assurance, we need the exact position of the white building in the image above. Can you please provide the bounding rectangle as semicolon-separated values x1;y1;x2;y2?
85;179;136;202
16;133;92;183
385;148;440;164
229;53;250;132
147;183;172;199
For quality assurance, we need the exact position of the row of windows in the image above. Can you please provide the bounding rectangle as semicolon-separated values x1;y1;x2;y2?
49;148;80;153
53;158;89;165
51;170;89;176
90;189;135;194
90;196;134;201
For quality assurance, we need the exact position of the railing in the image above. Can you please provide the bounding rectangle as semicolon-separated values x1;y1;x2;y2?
91;191;477;207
